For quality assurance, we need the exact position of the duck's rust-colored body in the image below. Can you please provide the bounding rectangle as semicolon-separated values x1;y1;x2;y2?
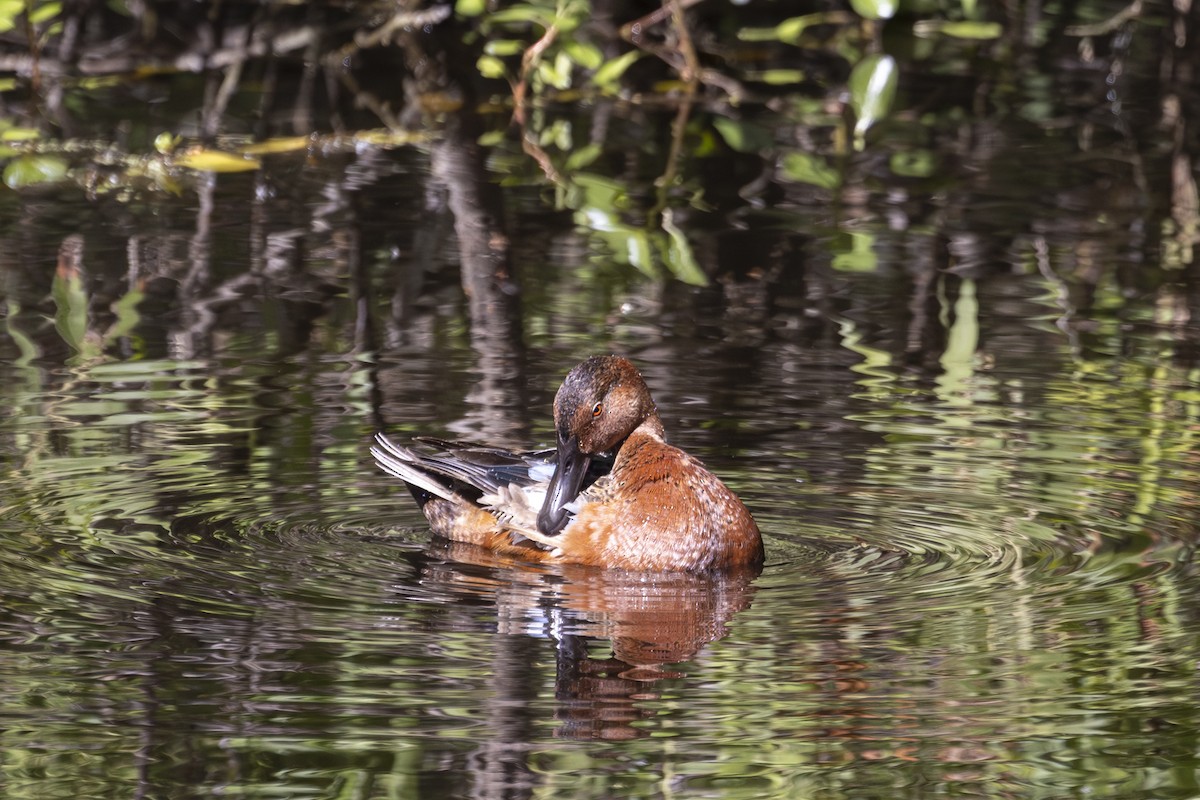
371;355;763;572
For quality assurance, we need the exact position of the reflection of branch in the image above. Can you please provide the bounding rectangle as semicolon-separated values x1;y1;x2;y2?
1064;0;1142;36
0;22;318;77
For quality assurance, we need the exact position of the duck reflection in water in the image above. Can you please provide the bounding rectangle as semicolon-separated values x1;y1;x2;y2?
372;355;765;572
418;542;759;742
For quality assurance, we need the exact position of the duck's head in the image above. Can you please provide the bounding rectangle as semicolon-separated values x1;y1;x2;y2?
537;355;660;536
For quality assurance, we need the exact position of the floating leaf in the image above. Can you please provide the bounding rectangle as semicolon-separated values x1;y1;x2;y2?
240;136;311;156
153;131;180;154
3;154;68;188
780;152;839;189
175;149;261;173
591;50;642;88
848;54;897;150
1;127;40;141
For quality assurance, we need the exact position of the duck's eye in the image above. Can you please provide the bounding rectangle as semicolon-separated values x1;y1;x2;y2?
591;402;603;417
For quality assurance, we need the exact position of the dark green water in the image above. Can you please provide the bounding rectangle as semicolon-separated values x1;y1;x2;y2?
1;1;1200;797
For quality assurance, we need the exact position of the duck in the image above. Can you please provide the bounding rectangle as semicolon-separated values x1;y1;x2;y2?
371;355;764;572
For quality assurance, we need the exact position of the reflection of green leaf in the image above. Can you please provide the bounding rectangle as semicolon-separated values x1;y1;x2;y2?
738;13;829;44
52;266;91;352
890;150;935;177
712;117;775;154
3;154;68;188
913;19;1003;39
4;300;39;365
831;231;878;272
456;0;486;16
848;54;897;150
780;152;839;189
106;283;145;343
591;50;642;88
748;69;806;85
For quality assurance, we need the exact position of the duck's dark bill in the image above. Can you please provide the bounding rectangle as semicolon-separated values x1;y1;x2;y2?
537;431;591;536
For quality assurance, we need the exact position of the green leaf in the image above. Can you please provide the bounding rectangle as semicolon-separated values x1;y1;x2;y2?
565;143;602;171
487;6;555;28
455;0;486;16
712;117;775;154
848;54;898;150
29;2;61;24
661;209;708;286
780;152;839;189
484;39;526;57
3;154;68;188
849;0;897;20
591;50;642;88
0;0;21;33
476;54;508;79
563;41;603;70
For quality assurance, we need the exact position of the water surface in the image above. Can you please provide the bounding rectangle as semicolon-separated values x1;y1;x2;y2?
2;1;1200;797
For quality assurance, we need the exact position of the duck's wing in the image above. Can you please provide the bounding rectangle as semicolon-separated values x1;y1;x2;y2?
372;434;556;500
